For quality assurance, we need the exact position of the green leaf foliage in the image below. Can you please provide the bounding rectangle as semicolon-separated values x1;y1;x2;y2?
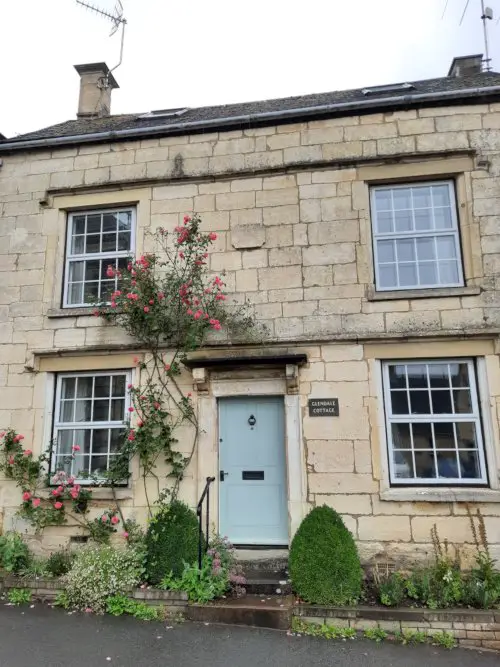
145;500;199;584
289;505;362;605
0;532;31;574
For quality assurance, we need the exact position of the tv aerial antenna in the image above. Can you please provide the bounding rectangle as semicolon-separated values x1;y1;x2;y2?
458;0;493;71
76;1;127;76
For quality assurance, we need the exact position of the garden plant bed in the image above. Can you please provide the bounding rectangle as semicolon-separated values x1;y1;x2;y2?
0;575;188;613
294;604;500;652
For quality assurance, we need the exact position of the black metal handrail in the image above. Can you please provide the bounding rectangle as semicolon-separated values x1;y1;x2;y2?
196;476;215;570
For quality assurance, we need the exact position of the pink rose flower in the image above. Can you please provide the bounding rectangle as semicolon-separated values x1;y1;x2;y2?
22;491;31;501
14;434;24;443
143;306;149;313
123;532;129;539
23;449;32;456
72;445;80;452
111;516;119;525
32;498;41;508
101;515;108;523
209;232;217;241
128;431;136;441
54;502;63;510
128;406;134;412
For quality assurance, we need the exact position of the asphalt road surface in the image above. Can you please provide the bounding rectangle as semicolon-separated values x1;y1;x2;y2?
0;604;498;667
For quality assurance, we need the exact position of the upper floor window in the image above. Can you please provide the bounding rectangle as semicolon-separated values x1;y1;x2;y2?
382;359;487;486
63;208;135;307
370;181;464;291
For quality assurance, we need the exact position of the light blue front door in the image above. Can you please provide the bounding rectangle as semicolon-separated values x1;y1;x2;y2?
219;396;288;545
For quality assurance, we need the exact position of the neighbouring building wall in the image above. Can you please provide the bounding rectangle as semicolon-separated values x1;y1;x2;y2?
0;102;500;562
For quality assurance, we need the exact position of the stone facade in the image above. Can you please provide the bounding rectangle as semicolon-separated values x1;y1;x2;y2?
1;99;500;564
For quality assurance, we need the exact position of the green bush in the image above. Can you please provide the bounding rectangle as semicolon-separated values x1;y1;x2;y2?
289;505;362;605
64;544;144;613
0;532;31;573
145;500;199;584
46;549;75;577
378;572;407;607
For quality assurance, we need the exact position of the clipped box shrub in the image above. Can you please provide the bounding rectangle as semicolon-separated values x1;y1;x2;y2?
289;505;362;605
145;500;199;584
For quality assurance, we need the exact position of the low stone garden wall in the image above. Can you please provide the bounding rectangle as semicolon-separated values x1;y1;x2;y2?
0;576;188;613
295;604;500;651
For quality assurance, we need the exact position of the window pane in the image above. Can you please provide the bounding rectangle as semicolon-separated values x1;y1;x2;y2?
393;188;411;210
453;389;472;414
102;233;117;252
436;236;457;259
412;422;433;448
93;429;109;454
434;207;452;229
432;184;450;207
71;236;85;254
434;422;455;449
118;211;132;231
85;260;100;281
75;429;91;454
391;423;411;448
450;363;470;388
418;262;437;286
69;261;84;282
374;189;392;210
438;260;460;285
111;399;125;421
73;456;90;477
110;429;125;453
68;283;83;305
413;186;432;208
388;365;407;389
118;232;131;251
377;240;395;263
61;377;76;399
416;237;435;261
74;400;92;422
76;377;93;398
396;239;415;262
85;235;100;254
409;390;430;414
100;281;115;302
394;209;412;232
378;265;397;288
407;365;428;388
415;451;436;478
399;264;417;287
84;282;99;303
93;400;110;421
103;212;118;232
376;210;394;233
60;401;74;422
414;208;433;230
112;375;126;397
90;456;108;474
459;450;481;479
87;214;101;234
456;422;477;449
391;391;409;414
437;451;459;478
429;364;449;388
431;389;452;414
94;376;111;398
393;450;414;478
73;216;86;235
56;430;73;456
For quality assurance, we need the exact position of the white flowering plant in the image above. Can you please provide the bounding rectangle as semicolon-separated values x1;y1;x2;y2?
64;544;144;613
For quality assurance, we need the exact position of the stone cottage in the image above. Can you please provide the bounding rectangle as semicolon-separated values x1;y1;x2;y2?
0;54;499;565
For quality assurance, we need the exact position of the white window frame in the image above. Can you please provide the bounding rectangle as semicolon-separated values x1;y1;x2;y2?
52;370;132;484
370;180;464;292
382;359;488;486
63;207;136;308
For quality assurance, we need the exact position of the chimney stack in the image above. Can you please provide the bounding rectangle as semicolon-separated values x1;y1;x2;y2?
74;62;119;118
448;54;483;77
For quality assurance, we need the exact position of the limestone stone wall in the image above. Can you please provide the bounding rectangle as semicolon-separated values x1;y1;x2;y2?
0;101;500;559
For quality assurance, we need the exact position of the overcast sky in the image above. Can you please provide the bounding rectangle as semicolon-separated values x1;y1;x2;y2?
2;0;500;138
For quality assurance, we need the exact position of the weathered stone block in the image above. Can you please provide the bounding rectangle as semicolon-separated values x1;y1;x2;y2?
231;224;265;249
267;133;300;150
258;266;302;290
299;200;321;223
265;225;293;248
303;266;333;287
309;473;378;494
308;440;355;473
231;178;263;192
262;205;299;226
256;188;298;208
308;221;359;245
242;249;268;269
216;191;255;210
268;247;302;266
302;243;355;266
321;196;357;220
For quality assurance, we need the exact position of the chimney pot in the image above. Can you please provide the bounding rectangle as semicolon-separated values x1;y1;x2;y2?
74;62;119;118
448;54;484;78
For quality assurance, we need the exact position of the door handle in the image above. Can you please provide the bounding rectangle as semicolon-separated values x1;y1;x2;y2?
220;470;229;482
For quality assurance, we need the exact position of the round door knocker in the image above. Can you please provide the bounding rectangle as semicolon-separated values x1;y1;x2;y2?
248;414;256;428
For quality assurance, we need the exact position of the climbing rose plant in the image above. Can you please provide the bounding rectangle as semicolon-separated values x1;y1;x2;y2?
0;214;258;536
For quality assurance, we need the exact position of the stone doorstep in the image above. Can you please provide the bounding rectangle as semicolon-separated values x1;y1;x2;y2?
295;604;499;624
186;594;294;630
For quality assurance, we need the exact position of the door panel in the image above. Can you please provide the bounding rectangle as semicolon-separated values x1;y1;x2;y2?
219;396;288;545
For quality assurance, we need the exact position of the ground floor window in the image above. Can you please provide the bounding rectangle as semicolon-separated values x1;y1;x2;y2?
52;371;131;481
382;359;487;485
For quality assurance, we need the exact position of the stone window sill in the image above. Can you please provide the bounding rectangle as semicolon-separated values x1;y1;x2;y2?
47;307;95;318
380;488;500;503
367;286;481;301
40;487;133;501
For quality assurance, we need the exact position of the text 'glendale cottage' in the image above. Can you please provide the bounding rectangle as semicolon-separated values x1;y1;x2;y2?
1;54;500;565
